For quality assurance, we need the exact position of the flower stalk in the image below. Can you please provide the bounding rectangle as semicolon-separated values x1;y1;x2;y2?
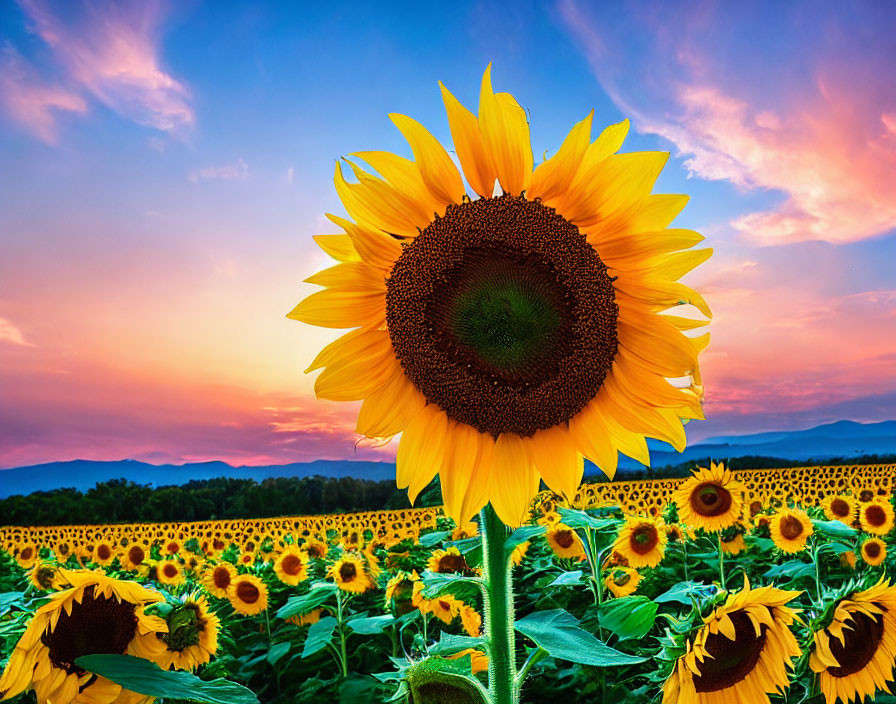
481;503;516;704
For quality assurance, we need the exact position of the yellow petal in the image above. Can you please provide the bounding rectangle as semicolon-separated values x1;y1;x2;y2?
287;288;385;329
613;248;713;282
396;403;448;503
528;424;584;499
334;161;427;237
567;399;618;479
460;431;495;524
478;64;532;196
616;282;713;319
489;433;536;527
356;370;425;439
439;81;496;198
313;339;397;402
352;150;443;218
313;234;360;263
304;261;385;292
389;113;465;206
552;118;629;212
596;229;706;267
528;111;592;202
439;421;482;524
326;214;403;272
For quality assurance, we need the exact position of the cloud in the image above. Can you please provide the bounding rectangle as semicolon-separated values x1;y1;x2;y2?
557;0;896;245
189;158;249;183
0;46;87;143
286;166;295;185
0;318;35;347
12;0;193;135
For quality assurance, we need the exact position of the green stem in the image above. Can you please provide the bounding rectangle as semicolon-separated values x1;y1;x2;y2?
812;540;823;608
481;504;516;704
682;538;690;582
717;534;727;590
583;529;601;607
264;607;272;645
336;589;349;678
515;647;546;688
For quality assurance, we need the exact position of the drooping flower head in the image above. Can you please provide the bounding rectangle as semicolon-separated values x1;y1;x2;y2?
289;66;711;526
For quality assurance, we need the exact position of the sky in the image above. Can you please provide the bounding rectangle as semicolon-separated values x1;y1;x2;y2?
1;0;894;469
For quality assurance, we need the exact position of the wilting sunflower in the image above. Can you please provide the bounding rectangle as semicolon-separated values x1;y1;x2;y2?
662;579;802;704
203;563;237;598
228;574;268;616
329;554;373;594
425;594;463;625
859;498;895;536
613;516;667;569
822;495;857;524
545;523;586;560
861;537;887;567
0;571;166;704
605;566;640;598
273;547;309;586
303;536;329;560
288;65;711;526
26;562;65;591
134;593;220;671
460;603;483;637
770;508;813;554
810;578;896;704
673;462;744;533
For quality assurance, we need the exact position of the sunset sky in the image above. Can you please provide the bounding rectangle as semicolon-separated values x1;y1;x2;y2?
1;1;894;470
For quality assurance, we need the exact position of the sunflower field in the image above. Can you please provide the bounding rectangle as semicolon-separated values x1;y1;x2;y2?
1;462;895;704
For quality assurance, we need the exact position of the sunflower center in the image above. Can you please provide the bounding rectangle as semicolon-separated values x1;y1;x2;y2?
162;563;178;578
235;581;260;604
693;610;768;693
779;515;805;540
281;554;303;576
691;483;733;518
830;498;850;517
865;505;886;527
128;546;145;565
554;529;575;549
34;565;56;589
167;542;180;554
828;610;884;678
43;585;138;675
213;567;232;589
386;194;618;437
865;541;882;559
20;547;34;560
631;525;659;554
437;553;468;573
339;562;358;581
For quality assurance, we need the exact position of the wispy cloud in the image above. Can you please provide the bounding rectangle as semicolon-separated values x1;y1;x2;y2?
0;46;87;143
189;158;250;183
10;0;193;136
0;318;35;347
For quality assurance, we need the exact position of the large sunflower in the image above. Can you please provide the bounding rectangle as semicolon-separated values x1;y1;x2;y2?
0;571;166;704
288;66;711;526
663;580;802;704
809;578;896;704
273;547;309;586
673;462;745;533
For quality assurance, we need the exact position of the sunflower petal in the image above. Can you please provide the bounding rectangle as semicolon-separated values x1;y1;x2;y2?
489;433;536;527
286;288;385;329
396;404;449;503
529;424;585;498
478;64;532;196
439;81;496;198
439;422;482;524
528;111;592;202
389;113;465;206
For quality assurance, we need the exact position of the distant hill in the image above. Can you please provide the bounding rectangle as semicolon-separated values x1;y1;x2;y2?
0;420;893;499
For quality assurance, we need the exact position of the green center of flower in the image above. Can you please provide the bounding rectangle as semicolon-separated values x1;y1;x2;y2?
158;603;203;651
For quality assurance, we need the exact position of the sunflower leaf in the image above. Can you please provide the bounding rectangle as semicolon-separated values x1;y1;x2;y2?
347;614;395;634
597;596;658;641
514;609;646;667
75;654;259;704
420;569;483;597
266;641;290;666
276;582;337;619
763;560;815;580
654;581;718;606
811;519;857;538
428;632;486;656
302;616;338;658
557;508;617;531
419;530;451;548
505;525;545;555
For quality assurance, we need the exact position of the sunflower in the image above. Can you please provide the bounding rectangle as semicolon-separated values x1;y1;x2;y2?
427;546;474;575
822;495;857;524
460;603;483;636
810;579;896;704
859;498;895;536
161;538;182;558
425;594;463;625
92;540;116;567
545;523;586;560
861;537;887;567
120;543;149;572
0;571;167;704
385;570;419;614
273;547;309;586
770;508;813;553
156;559;184;586
510;540;529;566
613;516;667;569
288;65;711;527
134;593;220;671
673;462;744;533
15;543;38;570
719;532;746;555
605;566;640;598
446;648;489;674
27;561;64;591
329;555;373;594
286;608;329;627
303;536;329;560
228;574;268;616
662;579;802;704
203;563;237;598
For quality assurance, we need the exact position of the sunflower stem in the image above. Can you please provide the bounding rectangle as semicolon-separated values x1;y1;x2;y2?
481;503;516;704
717;533;727;590
335;589;349;678
812;539;823;608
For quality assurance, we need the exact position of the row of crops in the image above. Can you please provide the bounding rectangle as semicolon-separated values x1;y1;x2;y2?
0;462;895;704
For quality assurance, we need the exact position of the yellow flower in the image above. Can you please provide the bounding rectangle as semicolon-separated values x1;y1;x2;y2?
288;65;711;527
26;562;65;591
329;555;373;594
821;495;857;524
446;648;489;674
663;578;802;704
15;543;39;570
510;541;529;566
91;541;116;567
460;604;482;637
673;462;744;533
770;508;813;554
719;532;746;555
156;559;184;586
545;523;585;560
273;547;309;586
134;592;220;671
605;567;640;598
286;608;329;627
303;536;329;560
861;537;887;567
810;578;896;704
427;546;474;575
612;516;667;569
228;574;268;616
0;571;167;704
120;542;150;572
426;594;463;625
202;563;237;598
859;498;895;535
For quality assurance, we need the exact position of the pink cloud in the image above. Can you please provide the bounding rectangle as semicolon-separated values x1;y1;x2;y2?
0;317;35;347
15;0;193;134
0;47;87;143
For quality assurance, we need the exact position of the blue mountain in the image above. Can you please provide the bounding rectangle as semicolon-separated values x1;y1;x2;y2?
0;420;892;499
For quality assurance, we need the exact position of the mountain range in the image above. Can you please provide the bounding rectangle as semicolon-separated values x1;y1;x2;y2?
0;420;893;499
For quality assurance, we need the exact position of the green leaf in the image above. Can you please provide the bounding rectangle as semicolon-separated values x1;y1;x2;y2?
419;530;451;548
0;592;26;615
654;581;718;605
75;654;258;704
505;525;544;556
817;542;854;557
428;632;486;656
302;616;338;658
763;561;815;580
547;570;583;587
420;570;482;598
812;519;857;538
347;614;395;635
515;609;646;667
446;537;480;554
557;508;617;531
276;583;337;619
598;596;657;641
266;641;290;666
